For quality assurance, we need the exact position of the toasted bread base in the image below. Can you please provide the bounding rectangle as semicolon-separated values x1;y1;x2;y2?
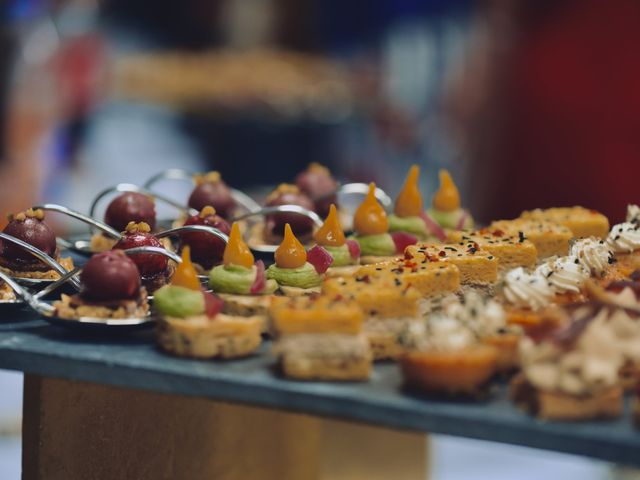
325;265;361;278
157;314;263;359
219;293;273;316
364;318;421;361
278;286;321;297
280;355;371;381
360;255;401;265
510;374;623;420
274;334;372;381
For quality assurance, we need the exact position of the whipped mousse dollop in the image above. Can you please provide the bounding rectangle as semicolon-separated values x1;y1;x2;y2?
570;238;614;277
607;222;640;253
535;256;590;294
503;267;555;310
627;204;640;225
442;291;510;337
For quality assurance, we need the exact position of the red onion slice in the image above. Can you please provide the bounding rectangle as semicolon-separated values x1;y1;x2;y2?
455;210;470;230
250;260;266;294
391;231;418;254
346;239;361;260
420;212;447;241
203;290;224;318
307;245;333;274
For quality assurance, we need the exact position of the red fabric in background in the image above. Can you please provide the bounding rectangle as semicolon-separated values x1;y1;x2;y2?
487;0;640;223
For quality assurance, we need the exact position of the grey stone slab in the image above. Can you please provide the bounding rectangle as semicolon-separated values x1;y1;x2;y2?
0;309;638;467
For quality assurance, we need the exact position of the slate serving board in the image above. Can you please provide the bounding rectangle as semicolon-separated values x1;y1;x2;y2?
0;308;639;467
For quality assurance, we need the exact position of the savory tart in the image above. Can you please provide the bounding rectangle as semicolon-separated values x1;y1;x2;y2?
519;206;609;239
356;258;460;299
54;250;148;320
308;204;360;278
155;247;263;359
266;223;323;296
323;275;423;360
209;222;277;318
270;294;372;380
389;165;442;241
488;219;573;259
0;208;74;279
350;182;416;264
425;169;473;231
446;229;538;271
404;242;498;285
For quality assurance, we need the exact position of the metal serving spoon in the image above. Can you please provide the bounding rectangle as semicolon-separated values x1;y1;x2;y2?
90;183;198;220
232;204;323;227
0;232;81;289
2;268;154;332
143;168;262;214
144;168;393;212
0;248;187;332
327;182;393;211
32;203;122;254
231;204;323;254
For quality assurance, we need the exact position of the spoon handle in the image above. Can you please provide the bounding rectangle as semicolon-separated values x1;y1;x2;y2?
232;205;323;228
34;203;121;239
89;183;198;220
335;183;393;210
33;266;83;300
121;246;183;264
155;225;230;244
144;168;262;214
143;168;194;189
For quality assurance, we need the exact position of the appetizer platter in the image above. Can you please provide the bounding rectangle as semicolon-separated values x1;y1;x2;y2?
1;163;640;466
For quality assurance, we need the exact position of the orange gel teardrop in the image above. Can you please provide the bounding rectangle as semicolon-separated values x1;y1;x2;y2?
223;222;254;268
394;165;423;217
432;169;460;212
172;246;201;290
314;204;345;247
275;224;307;269
353;183;388;235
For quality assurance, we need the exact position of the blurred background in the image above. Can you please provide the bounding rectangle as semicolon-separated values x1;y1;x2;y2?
1;0;639;478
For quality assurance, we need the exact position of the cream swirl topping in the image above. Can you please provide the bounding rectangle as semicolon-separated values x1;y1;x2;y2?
627;204;640;225
607;222;640;253
442;291;509;337
569;238;613;276
535;255;590;293
503;267;554;310
401;317;476;352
